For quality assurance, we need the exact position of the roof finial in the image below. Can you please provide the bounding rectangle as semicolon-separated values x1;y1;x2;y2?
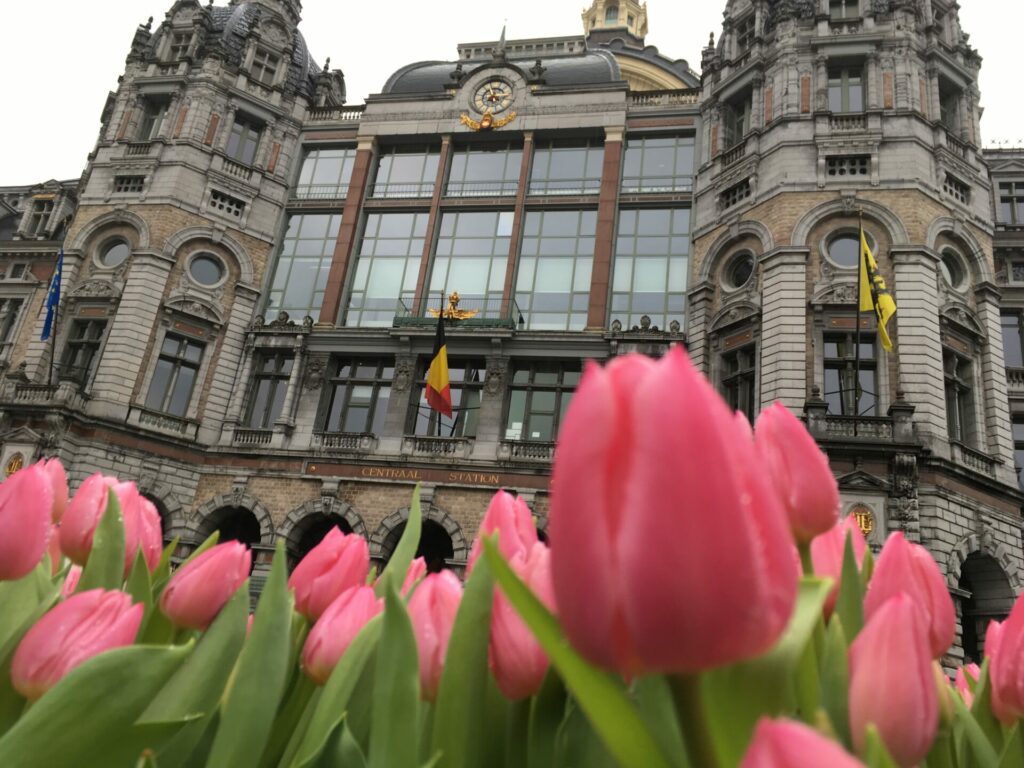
324;57;331;71
708;31;715;47
145;16;153;30
499;23;507;51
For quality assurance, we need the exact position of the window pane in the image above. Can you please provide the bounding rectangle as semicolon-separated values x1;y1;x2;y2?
167;367;196;416
145;360;173;410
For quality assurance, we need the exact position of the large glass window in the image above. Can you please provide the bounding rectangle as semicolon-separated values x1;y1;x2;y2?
409;358;485;438
517;210;595;330
428;211;512;319
823;331;877;416
721;344;757;423
611;208;689;331
266;213;341;320
322;358;394;435
245;352;293;429
295;148;356;200
828;66;864;113
621;136;695;193
446;143;522;197
998;182;1024;225
1002;313;1024;368
945;347;975;444
371;146;440;198
505;361;581;442
60;318;106;387
529;140;604;196
225;115;262;165
145;334;204;417
346;212;428;326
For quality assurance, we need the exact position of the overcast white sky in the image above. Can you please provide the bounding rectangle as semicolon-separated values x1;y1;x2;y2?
0;1;1018;186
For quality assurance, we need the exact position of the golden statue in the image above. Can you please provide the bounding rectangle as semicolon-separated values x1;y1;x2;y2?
428;291;480;320
460;110;517;131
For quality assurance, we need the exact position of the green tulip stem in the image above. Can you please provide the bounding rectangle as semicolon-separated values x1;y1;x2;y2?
798;543;814;577
671;674;720;768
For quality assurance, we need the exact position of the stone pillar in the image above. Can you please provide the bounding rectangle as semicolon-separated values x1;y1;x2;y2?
276;334;306;429
759;248;808;410
974;282;1017;485
685;281;714;374
815;55;829;112
751;75;764;130
586;127;623;330
223;334;257;427
866;52;880;111
891;247;947;449
203;287;258;443
377;352;416;454
471;353;509;459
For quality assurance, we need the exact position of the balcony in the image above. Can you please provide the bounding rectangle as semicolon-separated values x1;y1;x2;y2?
620;175;693;194
498;440;555;463
627;89;699;110
829;114;867;132
219;157;254;183
527;178;601;197
1007;367;1024;397
305;105;365;123
720;141;747;167
124;141;155;157
444;179;519;198
126;405;199;441
369;181;435;200
293;183;350;201
233;428;273;447
392;297;522;331
11;383;57;404
313;432;377;453
402;435;471;459
951;441;998;478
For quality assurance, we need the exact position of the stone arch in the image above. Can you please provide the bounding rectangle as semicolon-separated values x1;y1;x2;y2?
277;498;368;563
370;504;469;571
162;226;256;288
135;478;186;542
190;491;275;546
926;216;994;283
947;531;1019;662
945;531;1022;591
698;219;775;282
66;209;151;253
791;198;910;250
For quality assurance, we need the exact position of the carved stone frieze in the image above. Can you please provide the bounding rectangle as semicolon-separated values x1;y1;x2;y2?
393;355;415;393
485;357;507;396
303;354;329;391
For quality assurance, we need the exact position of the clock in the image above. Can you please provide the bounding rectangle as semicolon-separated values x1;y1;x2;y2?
473;79;514;115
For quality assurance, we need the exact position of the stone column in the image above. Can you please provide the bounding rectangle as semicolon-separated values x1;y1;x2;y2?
471;353;509;459
685;281;714;374
377;352;416;454
866;52;880;111
759;248;808;410
275;334;306;429
222;334;257;427
751;75;764;131
815;55;829;112
205;287;258;443
974;282;1017;486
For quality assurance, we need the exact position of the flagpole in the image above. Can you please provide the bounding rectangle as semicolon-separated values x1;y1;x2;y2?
853;211;863;437
47;251;62;389
437;290;443;439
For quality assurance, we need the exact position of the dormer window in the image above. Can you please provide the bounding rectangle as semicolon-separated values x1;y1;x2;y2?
26;199;53;237
251;48;280;87
169;31;192;60
723;90;753;146
735;16;755;55
605;5;619;24
939;78;962;134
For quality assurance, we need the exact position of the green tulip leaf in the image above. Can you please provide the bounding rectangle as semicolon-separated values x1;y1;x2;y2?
528;672;567;768
554;697;618;768
368;584;420;768
336;721;368;768
259;674;317;768
0;560;54;656
0;643;191;768
375;484;422;598
482;537;672;768
954;687;1000;767
76;490;126;593
126;549;153;611
998;723;1024;768
0;579;60;737
206;540;292;767
863;725;900;768
972;660;1006;754
819;616;851;747
149;537;180;595
834;531;865;644
634;676;689;768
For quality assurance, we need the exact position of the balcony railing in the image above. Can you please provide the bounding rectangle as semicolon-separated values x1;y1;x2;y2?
402;435;471;458
829;114;868;132
313;432;376;452
293;183;351;201
628;89;700;109
821;414;894;440
221;157;254;182
720;142;747;167
951;441;998;477
306;105;366;122
444;179;519;198
234;428;273;447
369;181;435;199
527;178;601;196
124;142;154;157
1007;367;1024;395
393;297;522;330
12;383;56;404
620;175;693;194
498;440;555;462
137;408;192;436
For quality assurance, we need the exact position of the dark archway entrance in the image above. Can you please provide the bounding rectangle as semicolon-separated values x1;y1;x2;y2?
289;513;355;568
381;519;455;574
958;552;1014;663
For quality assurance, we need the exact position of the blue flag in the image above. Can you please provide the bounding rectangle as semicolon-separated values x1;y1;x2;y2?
40;249;63;341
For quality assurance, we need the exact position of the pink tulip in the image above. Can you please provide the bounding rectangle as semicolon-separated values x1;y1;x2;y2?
407;570;462;700
550;348;799;675
0;462;54;580
985;599;1024;724
400;556;427;597
62;565;82;598
11;589;143;700
37;457;68;523
490;542;556;699
302;586;382;685
46;524;63;575
754;402;840;543
954;663;980;709
137;496;163;571
468;490;538;572
741;718;865;768
810;516;868;617
118;483;162;576
60;473;118;565
289;528;370;621
864;532;955;658
159;542;251;630
849;593;938;766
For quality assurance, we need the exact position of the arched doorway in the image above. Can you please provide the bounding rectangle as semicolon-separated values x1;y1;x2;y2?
958;552;1014;663
198;506;261;572
289;513;355;568
381;519;455;574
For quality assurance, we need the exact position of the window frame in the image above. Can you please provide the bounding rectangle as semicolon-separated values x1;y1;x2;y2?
143;332;206;418
827;65;865;114
944;345;977;445
408;357;486;439
821;329;879;417
620;134;695;193
503;360;581;443
445;142;523;197
59;316;107;389
25;200;53;237
371;145;440;199
528;139;605;196
295;147;357;200
998;181;1024;226
244;350;294;429
1001;311;1024;369
0;296;26;360
250;47;281;87
225;114;263;166
719;341;758;424
137;98;170;142
319;357;395;436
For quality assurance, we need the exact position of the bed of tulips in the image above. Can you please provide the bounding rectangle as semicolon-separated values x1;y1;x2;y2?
2;347;1024;767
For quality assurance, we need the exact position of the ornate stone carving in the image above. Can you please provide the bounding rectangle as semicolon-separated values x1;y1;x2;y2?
304;354;329;391
888;453;921;540
765;0;816;30
69;279;118;299
393;356;414;393
485;357;506;396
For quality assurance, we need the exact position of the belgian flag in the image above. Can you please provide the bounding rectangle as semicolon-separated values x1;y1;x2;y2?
425;311;452;417
859;228;897;352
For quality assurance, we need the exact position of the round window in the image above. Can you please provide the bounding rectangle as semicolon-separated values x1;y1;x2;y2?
826;232;874;269
940;248;966;289
98;239;130;268
725;252;755;289
189;253;224;286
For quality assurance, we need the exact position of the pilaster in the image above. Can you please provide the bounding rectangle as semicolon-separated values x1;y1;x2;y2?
758;248;808;410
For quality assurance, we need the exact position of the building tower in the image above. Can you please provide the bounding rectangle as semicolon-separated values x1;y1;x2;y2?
691;0;1021;664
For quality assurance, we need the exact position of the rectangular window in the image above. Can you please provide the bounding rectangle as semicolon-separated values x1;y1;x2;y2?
621;135;695;193
944;347;975;444
516;210;596;330
943;174;970;205
723;92;752;147
346;212;428;326
446;142;522;197
505;361;581;442
137;99;169;141
114;175;145;193
251;48;280;87
1014;419;1024;489
830;0;857;19
1001;313;1024;368
295;147;357;200
266;213;342;320
26;200;53;237
429;211;512;319
59;318;106;387
0;297;25;352
939;79;961;134
371;146;440;198
721;344;757;423
735;16;755;54
169;31;192;60
529;140;604;196
245;351;294;429
611;208;689;331
999;182;1024;225
225;115;262;165
144;334;204;418
409;358;485;438
828;67;864;113
209;190;245;219
322;358;394;435
823;331;878;416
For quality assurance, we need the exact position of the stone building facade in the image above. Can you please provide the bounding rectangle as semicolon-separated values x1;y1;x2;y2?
0;0;1020;663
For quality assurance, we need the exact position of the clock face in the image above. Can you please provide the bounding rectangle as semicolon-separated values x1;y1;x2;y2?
473;79;514;114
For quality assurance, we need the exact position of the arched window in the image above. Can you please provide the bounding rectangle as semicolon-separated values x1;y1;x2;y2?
958;552;1014;663
605;4;619;24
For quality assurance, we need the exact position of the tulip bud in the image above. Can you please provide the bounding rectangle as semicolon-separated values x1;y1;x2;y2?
302;586;382;685
550;348;799;675
60;473;118;565
467;490;538;572
137;496;163;571
37;457;68;523
849;593;938;766
408;570;462;700
810;516;868;617
864;532;955;658
934;660;955;725
62;565;82;598
985;600;1024;724
754;402;840;544
490;542;556;699
289;528;370;621
11;589;143;700
117;482;161;577
47;524;63;576
954;663;980;709
400;556;427;597
0;462;54;580
740;718;865;768
159;542;251;630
